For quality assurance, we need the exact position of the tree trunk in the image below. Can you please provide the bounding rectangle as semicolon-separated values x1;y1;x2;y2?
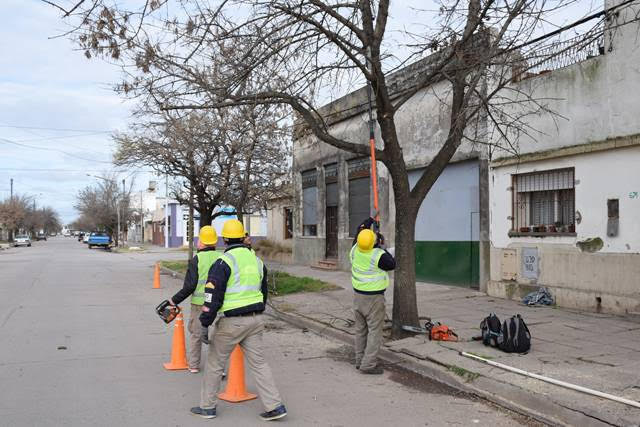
199;207;213;227
391;200;420;338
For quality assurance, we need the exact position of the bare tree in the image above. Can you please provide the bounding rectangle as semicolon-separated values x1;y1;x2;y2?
45;0;613;336
0;194;33;241
75;175;134;245
114;105;289;225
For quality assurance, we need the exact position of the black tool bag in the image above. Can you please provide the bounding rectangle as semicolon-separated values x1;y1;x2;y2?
480;313;503;348
499;314;531;354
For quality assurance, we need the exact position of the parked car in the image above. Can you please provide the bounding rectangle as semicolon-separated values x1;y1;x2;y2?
14;235;31;247
77;232;85;242
83;233;90;244
87;232;112;249
35;232;47;241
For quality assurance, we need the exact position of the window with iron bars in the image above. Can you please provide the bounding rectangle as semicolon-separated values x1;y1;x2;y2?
511;168;576;235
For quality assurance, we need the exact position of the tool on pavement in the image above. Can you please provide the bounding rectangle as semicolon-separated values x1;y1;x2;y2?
163;312;189;370
460;351;640;409
402;320;459;341
156;300;181;324
218;345;257;402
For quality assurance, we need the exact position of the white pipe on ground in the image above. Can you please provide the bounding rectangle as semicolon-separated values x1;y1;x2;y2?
460;351;640;409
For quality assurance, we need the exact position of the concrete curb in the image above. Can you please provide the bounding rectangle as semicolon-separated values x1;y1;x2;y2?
266;307;620;427
158;265;616;427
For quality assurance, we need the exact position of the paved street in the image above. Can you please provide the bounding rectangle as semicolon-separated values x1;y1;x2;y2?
0;238;539;426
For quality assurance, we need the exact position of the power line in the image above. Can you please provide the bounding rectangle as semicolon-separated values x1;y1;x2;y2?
0;167;153;172
9;132;114;144
0;124;113;133
0;137;114;164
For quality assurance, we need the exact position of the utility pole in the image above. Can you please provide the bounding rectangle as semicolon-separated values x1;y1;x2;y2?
164;174;169;248
188;185;194;259
121;179;126;247
10;178;13;200
140;190;144;244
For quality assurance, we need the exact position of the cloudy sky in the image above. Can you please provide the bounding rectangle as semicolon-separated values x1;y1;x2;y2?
1;1;593;224
0;0;151;224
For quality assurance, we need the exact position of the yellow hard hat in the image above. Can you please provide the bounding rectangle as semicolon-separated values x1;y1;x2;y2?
222;219;245;239
199;225;218;246
357;229;376;252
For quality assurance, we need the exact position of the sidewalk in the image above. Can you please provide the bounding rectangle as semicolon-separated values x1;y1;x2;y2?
267;263;640;426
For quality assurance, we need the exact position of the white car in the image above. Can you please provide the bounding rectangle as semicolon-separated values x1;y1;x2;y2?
14;235;31;247
83;233;90;243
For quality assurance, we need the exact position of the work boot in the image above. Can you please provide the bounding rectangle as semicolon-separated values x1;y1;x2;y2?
259;404;287;421
190;407;216;419
360;365;384;375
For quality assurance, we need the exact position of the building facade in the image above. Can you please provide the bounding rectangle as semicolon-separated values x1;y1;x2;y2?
292;57;489;286
488;0;640;314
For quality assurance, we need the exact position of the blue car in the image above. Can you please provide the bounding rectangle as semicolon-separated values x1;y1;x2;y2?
87;232;112;249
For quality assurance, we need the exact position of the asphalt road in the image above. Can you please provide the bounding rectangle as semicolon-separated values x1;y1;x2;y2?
0;237;539;426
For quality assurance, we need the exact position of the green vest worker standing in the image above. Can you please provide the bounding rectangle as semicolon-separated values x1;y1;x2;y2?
169;225;221;373
351;228;396;374
191;219;287;421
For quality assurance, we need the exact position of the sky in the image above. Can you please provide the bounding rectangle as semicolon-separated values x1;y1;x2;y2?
0;1;595;224
0;0;153;224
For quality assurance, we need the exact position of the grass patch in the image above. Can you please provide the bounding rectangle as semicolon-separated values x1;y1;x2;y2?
159;261;339;296
160;260;189;274
448;365;481;383
268;271;339;295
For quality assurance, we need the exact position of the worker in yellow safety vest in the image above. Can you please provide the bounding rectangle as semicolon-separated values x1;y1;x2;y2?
351;228;396;374
190;219;287;421
169;225;221;373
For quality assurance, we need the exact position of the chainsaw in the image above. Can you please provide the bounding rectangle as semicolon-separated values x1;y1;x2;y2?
402;320;459;342
156;300;181;324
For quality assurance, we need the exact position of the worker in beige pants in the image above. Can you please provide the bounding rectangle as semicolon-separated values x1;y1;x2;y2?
351;228;395;375
200;314;281;411
191;219;287;421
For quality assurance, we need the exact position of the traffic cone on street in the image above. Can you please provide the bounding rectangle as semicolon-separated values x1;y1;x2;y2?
153;263;161;289
218;345;257;402
163;313;189;370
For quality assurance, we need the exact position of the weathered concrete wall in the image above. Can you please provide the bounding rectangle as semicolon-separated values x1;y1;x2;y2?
487;1;640;313
489;130;640;313
491;0;640;160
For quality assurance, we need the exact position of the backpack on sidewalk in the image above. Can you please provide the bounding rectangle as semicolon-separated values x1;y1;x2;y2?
480;313;503;348
499;314;531;354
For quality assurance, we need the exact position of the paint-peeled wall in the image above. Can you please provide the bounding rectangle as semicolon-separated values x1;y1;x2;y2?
487;1;640;313
489;137;640;314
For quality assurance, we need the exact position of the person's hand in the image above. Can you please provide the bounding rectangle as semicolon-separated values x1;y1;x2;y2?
168;298;176;306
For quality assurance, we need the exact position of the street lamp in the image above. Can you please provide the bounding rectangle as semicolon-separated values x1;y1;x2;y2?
86;174;121;247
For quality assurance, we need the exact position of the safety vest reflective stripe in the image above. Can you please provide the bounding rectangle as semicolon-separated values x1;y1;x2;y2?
225;284;261;294
219;248;264;313
191;250;221;305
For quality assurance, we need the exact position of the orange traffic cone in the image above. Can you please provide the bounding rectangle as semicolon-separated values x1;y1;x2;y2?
153;263;161;289
163;313;189;370
218;345;257;402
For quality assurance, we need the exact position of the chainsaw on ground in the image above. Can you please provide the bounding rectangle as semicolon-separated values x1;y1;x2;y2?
156;300;181;324
402;319;459;342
